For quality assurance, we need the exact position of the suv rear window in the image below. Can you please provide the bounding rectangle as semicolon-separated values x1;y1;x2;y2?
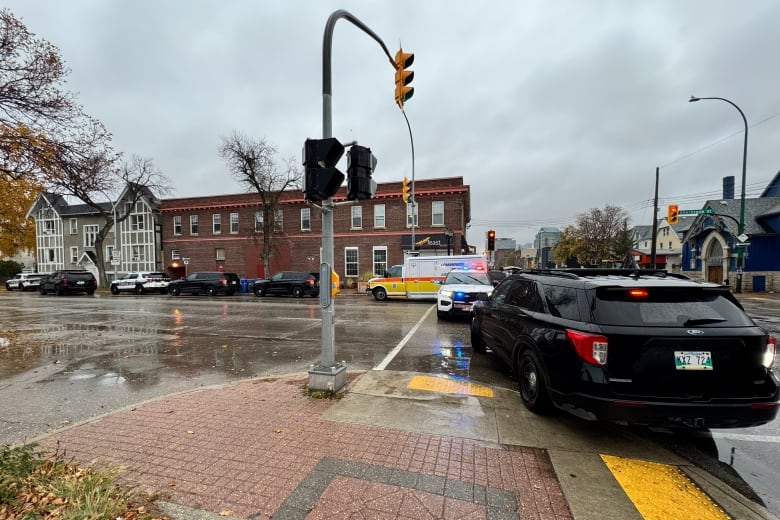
592;287;754;327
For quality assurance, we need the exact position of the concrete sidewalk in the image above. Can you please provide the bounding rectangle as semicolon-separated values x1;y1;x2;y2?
36;370;776;520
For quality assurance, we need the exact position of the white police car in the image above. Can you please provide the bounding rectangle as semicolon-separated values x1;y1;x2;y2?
436;270;494;320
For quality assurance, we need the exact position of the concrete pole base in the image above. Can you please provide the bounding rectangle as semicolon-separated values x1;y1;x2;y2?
308;362;347;393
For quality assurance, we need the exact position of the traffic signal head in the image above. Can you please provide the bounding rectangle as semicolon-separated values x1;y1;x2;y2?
668;204;679;225
487;230;496;251
302;138;345;202
346;145;377;200
402;177;412;203
394;47;414;108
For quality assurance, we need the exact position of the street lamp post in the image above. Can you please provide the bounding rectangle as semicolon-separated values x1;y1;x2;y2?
689;95;748;293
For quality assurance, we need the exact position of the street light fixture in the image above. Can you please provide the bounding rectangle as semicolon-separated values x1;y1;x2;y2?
689;95;748;293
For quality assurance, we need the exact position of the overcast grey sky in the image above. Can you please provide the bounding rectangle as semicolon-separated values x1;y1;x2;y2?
7;0;780;247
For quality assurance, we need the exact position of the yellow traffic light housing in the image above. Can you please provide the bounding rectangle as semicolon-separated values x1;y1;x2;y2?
402;177;412;203
668;204;679;225
394;47;414;108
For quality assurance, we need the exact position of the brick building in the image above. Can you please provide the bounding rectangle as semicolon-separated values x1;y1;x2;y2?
160;177;473;284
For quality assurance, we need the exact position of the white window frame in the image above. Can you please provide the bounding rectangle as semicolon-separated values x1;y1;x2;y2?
83;225;98;248
132;245;144;262
406;203;418;228
106;245;115;262
70;246;78;263
212;214;221;235
301;207;311;231
372;246;388;277
373;204;385;228
345;247;359;277
254;211;264;233
173;215;182;235
230;213;239;234
351;206;362;230
69;218;78;235
215;248;226;261
190;215;199;235
171;249;181;260
432;200;444;226
274;209;283;233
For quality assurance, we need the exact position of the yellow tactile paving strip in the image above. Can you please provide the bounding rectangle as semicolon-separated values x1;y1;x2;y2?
407;375;494;397
601;454;731;520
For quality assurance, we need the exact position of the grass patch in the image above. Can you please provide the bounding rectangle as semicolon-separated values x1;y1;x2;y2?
302;384;346;400
0;443;168;519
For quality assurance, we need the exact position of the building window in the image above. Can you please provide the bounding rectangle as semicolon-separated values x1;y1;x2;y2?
69;218;78;234
215;248;226;261
351;206;362;229
406;203;418;228
47;249;54;262
274;209;283;233
190;215;199;235
373;246;387;277
345;247;359;277
171;249;181;260
173;216;182;235
43;220;55;235
254;211;263;232
230;213;239;234
301;208;311;231
70;246;78;263
432;201;444;226
83;225;98;248
130;214;145;231
132;246;144;261
213;214;221;235
374;204;385;228
106;245;115;262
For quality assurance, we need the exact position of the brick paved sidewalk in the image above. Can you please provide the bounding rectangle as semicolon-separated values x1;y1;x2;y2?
38;373;572;519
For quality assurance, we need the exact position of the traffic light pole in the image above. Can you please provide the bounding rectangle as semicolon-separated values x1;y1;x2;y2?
308;10;395;393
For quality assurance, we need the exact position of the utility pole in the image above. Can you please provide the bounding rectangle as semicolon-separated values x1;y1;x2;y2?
651;167;658;269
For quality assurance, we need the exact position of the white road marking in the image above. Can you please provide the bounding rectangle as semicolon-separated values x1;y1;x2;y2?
373;304;435;371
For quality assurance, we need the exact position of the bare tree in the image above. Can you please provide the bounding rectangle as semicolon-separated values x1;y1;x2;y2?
0;9;114;184
218;132;301;277
47;154;170;286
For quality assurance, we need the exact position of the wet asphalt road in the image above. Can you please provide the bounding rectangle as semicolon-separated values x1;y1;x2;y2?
1;289;779;516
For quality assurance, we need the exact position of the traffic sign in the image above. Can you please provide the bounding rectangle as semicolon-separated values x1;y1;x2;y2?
678;208;714;215
183;257;190;265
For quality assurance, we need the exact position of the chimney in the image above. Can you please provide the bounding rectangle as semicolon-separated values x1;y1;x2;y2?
723;176;735;199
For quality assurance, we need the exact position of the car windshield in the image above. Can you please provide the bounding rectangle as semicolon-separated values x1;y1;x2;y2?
444;272;491;285
592;287;754;327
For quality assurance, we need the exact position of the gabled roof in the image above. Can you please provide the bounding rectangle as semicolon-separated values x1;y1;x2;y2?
632;225;653;241
760;170;780;197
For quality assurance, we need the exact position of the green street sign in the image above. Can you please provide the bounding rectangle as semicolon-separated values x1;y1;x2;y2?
678;208;714;215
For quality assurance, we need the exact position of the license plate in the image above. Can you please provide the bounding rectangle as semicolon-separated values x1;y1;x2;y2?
454;303;472;311
77;281;85;285
674;351;713;370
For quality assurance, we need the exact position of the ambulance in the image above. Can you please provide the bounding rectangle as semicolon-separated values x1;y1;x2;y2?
366;254;488;301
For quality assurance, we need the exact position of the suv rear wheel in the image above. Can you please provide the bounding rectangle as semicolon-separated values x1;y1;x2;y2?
206;286;217;296
517;349;552;414
291;286;304;298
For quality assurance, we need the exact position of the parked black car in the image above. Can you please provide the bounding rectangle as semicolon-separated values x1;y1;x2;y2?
38;270;97;295
253;271;319;298
470;268;779;429
168;272;240;296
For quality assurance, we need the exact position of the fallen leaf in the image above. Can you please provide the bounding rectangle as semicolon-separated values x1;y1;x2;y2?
168;481;177;487
221;344;228;349
219;510;234;516
274;428;283;433
186;430;194;434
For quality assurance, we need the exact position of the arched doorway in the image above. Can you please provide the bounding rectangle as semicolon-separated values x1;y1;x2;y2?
706;240;723;284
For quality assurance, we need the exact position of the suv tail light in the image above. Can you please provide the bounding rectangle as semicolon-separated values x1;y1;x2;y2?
566;329;608;365
762;336;777;368
307;278;315;286
220;277;227;286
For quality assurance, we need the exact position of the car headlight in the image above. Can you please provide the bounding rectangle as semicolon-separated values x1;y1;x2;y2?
440;290;453;298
